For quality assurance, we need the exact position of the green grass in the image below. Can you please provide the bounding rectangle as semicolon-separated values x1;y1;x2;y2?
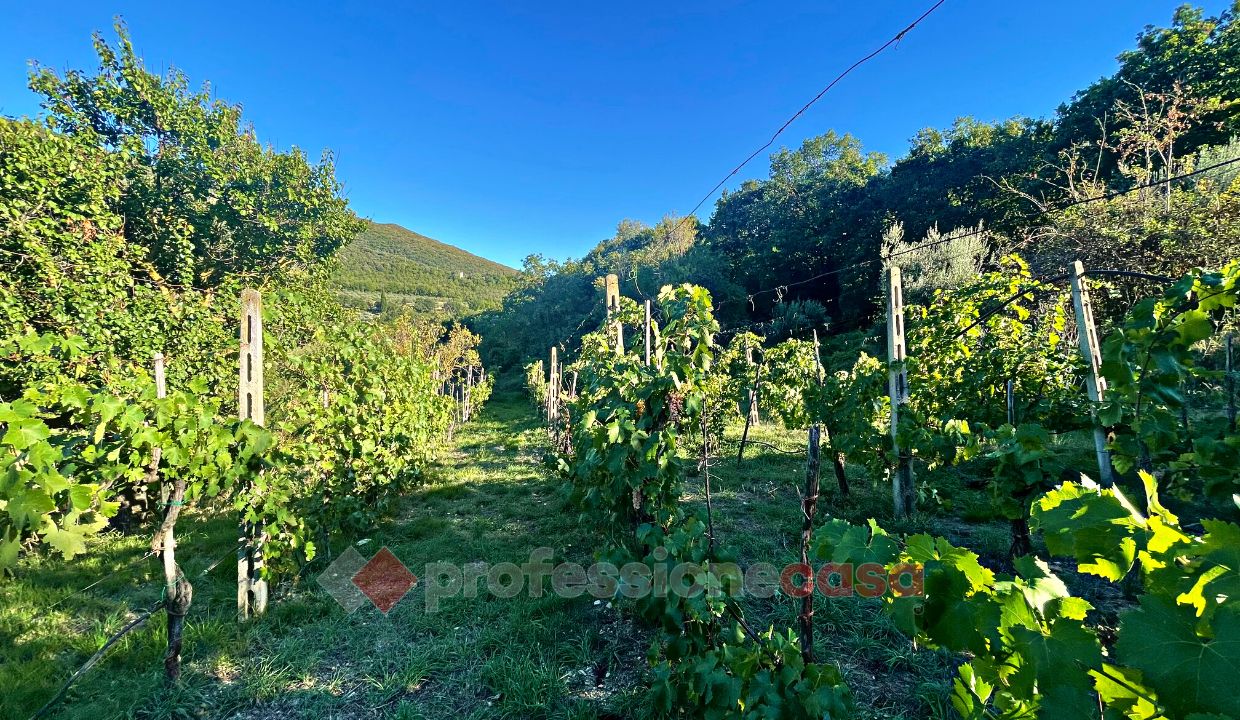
2;397;643;719
1;393;1137;719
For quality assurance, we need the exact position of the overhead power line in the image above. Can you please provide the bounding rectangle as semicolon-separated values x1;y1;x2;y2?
562;1;948;352
681;0;948;223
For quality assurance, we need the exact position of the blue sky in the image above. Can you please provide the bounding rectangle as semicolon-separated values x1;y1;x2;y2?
1;1;1229;267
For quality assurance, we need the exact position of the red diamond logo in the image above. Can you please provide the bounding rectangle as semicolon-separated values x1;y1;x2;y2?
351;547;417;614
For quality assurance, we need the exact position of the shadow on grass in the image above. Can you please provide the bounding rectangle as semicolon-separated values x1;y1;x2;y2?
2;391;643;720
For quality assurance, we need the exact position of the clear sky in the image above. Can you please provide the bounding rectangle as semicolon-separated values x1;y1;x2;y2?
1;1;1230;267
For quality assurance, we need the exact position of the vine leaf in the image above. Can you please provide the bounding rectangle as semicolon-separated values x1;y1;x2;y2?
1116;598;1240;719
1008;620;1101;718
1031;480;1140;581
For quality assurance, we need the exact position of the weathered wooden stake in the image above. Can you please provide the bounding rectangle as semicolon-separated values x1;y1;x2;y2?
798;425;821;661
811;329;848;495
605;274;623;355
737;357;762;466
702;409;715;557
238;289;267;619
811;329;825;384
1227;334;1236;432
1069;261;1115;486
1006;379;1016;426
153;353;169;512
887;267;915;517
147;353;192;682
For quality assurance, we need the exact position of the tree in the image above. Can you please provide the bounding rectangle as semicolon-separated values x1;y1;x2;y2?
1056;3;1240;179
29;22;365;288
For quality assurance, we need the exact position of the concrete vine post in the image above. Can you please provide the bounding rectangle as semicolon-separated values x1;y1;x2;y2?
887;267;915;517
1006;378;1016;426
237;289;268;620
644;299;653;367
548;347;560;425
605;274;623;355
1069;261;1116;486
745;344;760;427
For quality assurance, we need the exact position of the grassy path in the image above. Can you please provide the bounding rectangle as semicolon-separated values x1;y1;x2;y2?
2;396;643;720
2;393;992;719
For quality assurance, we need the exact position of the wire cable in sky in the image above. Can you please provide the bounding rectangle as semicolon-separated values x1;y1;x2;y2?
682;0;947;222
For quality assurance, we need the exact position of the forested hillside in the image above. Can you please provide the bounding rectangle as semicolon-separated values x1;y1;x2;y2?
332;221;518;317
474;3;1240;371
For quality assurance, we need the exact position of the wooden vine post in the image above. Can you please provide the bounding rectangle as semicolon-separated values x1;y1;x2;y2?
887;267;915;517
813;329;848;496
811;329;824;384
605;273;623;355
1069;261;1116;486
237;289;268;619
737;343;762;466
1006;379;1016;426
798;425;821;661
1227;334;1236;432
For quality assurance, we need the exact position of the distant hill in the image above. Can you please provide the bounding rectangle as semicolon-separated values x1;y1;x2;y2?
332;222;518;317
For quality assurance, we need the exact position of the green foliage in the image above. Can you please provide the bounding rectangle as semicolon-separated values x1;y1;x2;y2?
804;258;1240;718
760;339;820;429
1100;259;1240;507
1;380;276;570
883;221;989;304
524;359;548;409
902;256;1081;455
0;27;495;581
0;118;233;399
29;22;365;288
815;470;1240;719
1057;3;1240;170
560;283;852;718
271;322;455;540
477;5;1240;375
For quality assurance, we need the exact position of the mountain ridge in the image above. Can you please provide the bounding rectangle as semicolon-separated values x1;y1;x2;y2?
332;221;518;316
